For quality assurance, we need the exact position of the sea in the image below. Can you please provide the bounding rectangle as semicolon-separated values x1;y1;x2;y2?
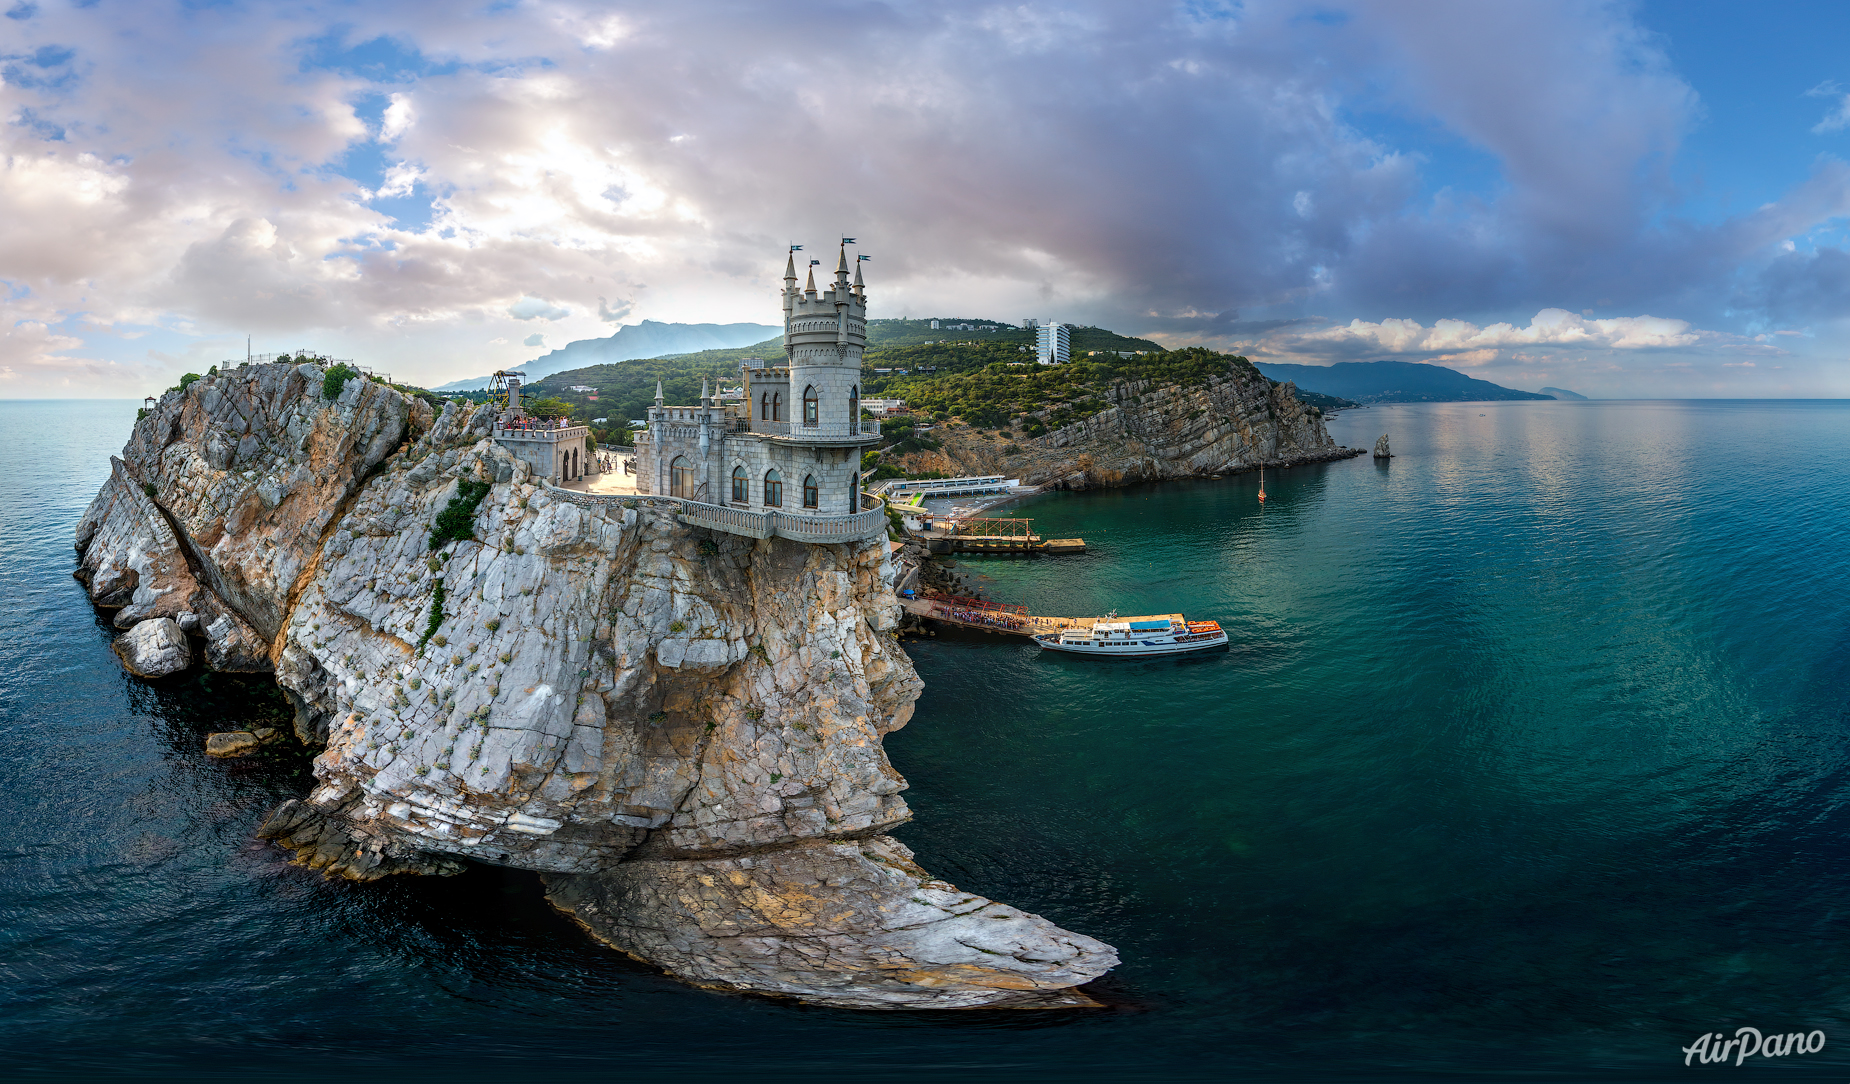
4;397;1850;1082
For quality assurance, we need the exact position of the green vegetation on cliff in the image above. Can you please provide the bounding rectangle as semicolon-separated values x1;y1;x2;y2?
863;345;1258;431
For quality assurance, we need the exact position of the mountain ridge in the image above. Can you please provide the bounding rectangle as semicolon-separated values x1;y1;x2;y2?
434;319;781;390
1252;360;1555;403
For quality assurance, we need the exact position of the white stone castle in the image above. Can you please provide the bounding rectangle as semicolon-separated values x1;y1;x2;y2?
631;243;882;540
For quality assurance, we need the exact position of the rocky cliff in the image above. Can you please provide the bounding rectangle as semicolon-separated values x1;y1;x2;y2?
892;369;1357;489
73;361;1117;1009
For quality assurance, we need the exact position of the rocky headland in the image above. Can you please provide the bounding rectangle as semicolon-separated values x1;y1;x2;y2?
888;367;1359;489
74;361;1116;1009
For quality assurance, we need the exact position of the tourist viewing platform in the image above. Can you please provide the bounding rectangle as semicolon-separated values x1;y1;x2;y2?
873;475;1021;499
543;483;889;545
494;418;588;442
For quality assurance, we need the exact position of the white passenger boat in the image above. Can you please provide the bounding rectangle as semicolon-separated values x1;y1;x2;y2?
1033;613;1228;658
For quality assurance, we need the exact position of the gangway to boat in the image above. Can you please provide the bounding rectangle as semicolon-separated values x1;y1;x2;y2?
899;593;1101;637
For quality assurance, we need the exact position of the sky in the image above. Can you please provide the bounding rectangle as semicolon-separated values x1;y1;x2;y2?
6;0;1850;398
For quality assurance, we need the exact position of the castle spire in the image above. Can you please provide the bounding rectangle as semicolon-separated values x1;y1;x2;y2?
836;244;850;283
784;251;797;282
853;257;864;294
805;266;817;293
654;379;664;407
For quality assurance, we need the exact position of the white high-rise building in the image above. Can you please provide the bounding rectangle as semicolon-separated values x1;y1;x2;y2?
1035;321;1070;365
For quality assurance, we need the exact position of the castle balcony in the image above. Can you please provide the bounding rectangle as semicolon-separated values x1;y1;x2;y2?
541;484;889;545
754;420;879;446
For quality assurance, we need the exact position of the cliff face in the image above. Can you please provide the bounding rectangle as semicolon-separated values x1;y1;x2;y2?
73;362;1117;1009
892;369;1356;488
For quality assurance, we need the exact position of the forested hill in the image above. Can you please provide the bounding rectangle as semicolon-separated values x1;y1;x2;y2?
1252;360;1554;403
491;320;1170;442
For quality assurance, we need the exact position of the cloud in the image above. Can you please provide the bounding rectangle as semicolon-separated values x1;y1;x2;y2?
522;332;544;347
1807;80;1850;133
0;0;1844;396
1244;308;1731;364
507;296;571;321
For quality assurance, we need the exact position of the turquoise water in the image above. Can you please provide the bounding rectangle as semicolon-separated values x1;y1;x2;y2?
5;398;1850;1080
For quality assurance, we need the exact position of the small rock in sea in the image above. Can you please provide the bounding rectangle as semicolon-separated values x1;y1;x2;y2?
1373;434;1392;459
205;730;264;758
112;618;192;678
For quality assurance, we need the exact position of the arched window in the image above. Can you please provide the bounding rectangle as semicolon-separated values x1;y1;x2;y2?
759;393;768;420
763;469;783;507
802;385;818;427
670;455;697;498
731;465;747;503
802;474;819;508
849;385;859;434
772;392;782;422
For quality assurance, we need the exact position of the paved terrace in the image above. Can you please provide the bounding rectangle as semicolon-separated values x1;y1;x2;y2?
541;482;890;545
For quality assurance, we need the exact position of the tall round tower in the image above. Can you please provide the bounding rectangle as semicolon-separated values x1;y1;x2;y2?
782;244;869;442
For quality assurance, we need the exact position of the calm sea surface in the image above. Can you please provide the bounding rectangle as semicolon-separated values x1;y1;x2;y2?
5;398;1850;1081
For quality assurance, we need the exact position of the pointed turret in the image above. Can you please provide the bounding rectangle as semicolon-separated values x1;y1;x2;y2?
654;379;664;407
853;257;864;296
805;266;817;294
835;244;850;288
700;376;710;406
784;251;797;283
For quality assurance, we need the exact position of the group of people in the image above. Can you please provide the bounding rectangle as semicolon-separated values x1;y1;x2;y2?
940;605;1026;631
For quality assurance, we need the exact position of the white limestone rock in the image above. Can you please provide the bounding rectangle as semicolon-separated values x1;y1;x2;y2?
75;360;1118;1008
112;617;192;678
545;836;1118;1009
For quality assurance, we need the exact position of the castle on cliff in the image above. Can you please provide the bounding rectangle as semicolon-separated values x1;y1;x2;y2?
633;244;878;521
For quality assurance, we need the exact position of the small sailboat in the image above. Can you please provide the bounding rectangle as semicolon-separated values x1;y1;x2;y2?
1257;464;1266;504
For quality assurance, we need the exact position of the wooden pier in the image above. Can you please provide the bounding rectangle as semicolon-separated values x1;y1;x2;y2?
913;516;1085;555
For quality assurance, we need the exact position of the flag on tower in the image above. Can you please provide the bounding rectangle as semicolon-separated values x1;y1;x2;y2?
857;254;871;261
789;244;803;252
841;237;856;244
810;259;821;266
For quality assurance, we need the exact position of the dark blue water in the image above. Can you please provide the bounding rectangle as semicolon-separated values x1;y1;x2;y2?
5;398;1850;1081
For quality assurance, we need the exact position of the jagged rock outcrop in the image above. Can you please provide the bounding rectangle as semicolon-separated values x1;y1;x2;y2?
1373;434;1391;459
73;361;1117;1009
112;616;191;677
545;836;1117;1009
891;367;1359;489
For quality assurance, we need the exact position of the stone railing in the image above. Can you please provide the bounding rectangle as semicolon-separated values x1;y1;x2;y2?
540;483;889;544
495;424;588;442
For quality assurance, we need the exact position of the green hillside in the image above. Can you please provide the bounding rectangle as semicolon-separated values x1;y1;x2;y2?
491;319;1176;449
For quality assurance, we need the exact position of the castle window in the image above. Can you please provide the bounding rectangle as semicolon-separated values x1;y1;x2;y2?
731;465;747;503
802;385;818;427
759;393;768;420
802;474;818;508
670;456;697;499
849;386;859;434
764;468;783;507
772;392;782;422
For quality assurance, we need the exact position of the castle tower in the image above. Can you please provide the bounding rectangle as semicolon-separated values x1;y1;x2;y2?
783;243;870;443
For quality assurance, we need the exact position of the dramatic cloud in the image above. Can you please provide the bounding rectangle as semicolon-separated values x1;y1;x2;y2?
1254;309;1710;363
1;0;1847;396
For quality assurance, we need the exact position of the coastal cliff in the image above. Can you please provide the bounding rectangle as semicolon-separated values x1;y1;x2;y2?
890;368;1356;489
72;362;1117;1009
